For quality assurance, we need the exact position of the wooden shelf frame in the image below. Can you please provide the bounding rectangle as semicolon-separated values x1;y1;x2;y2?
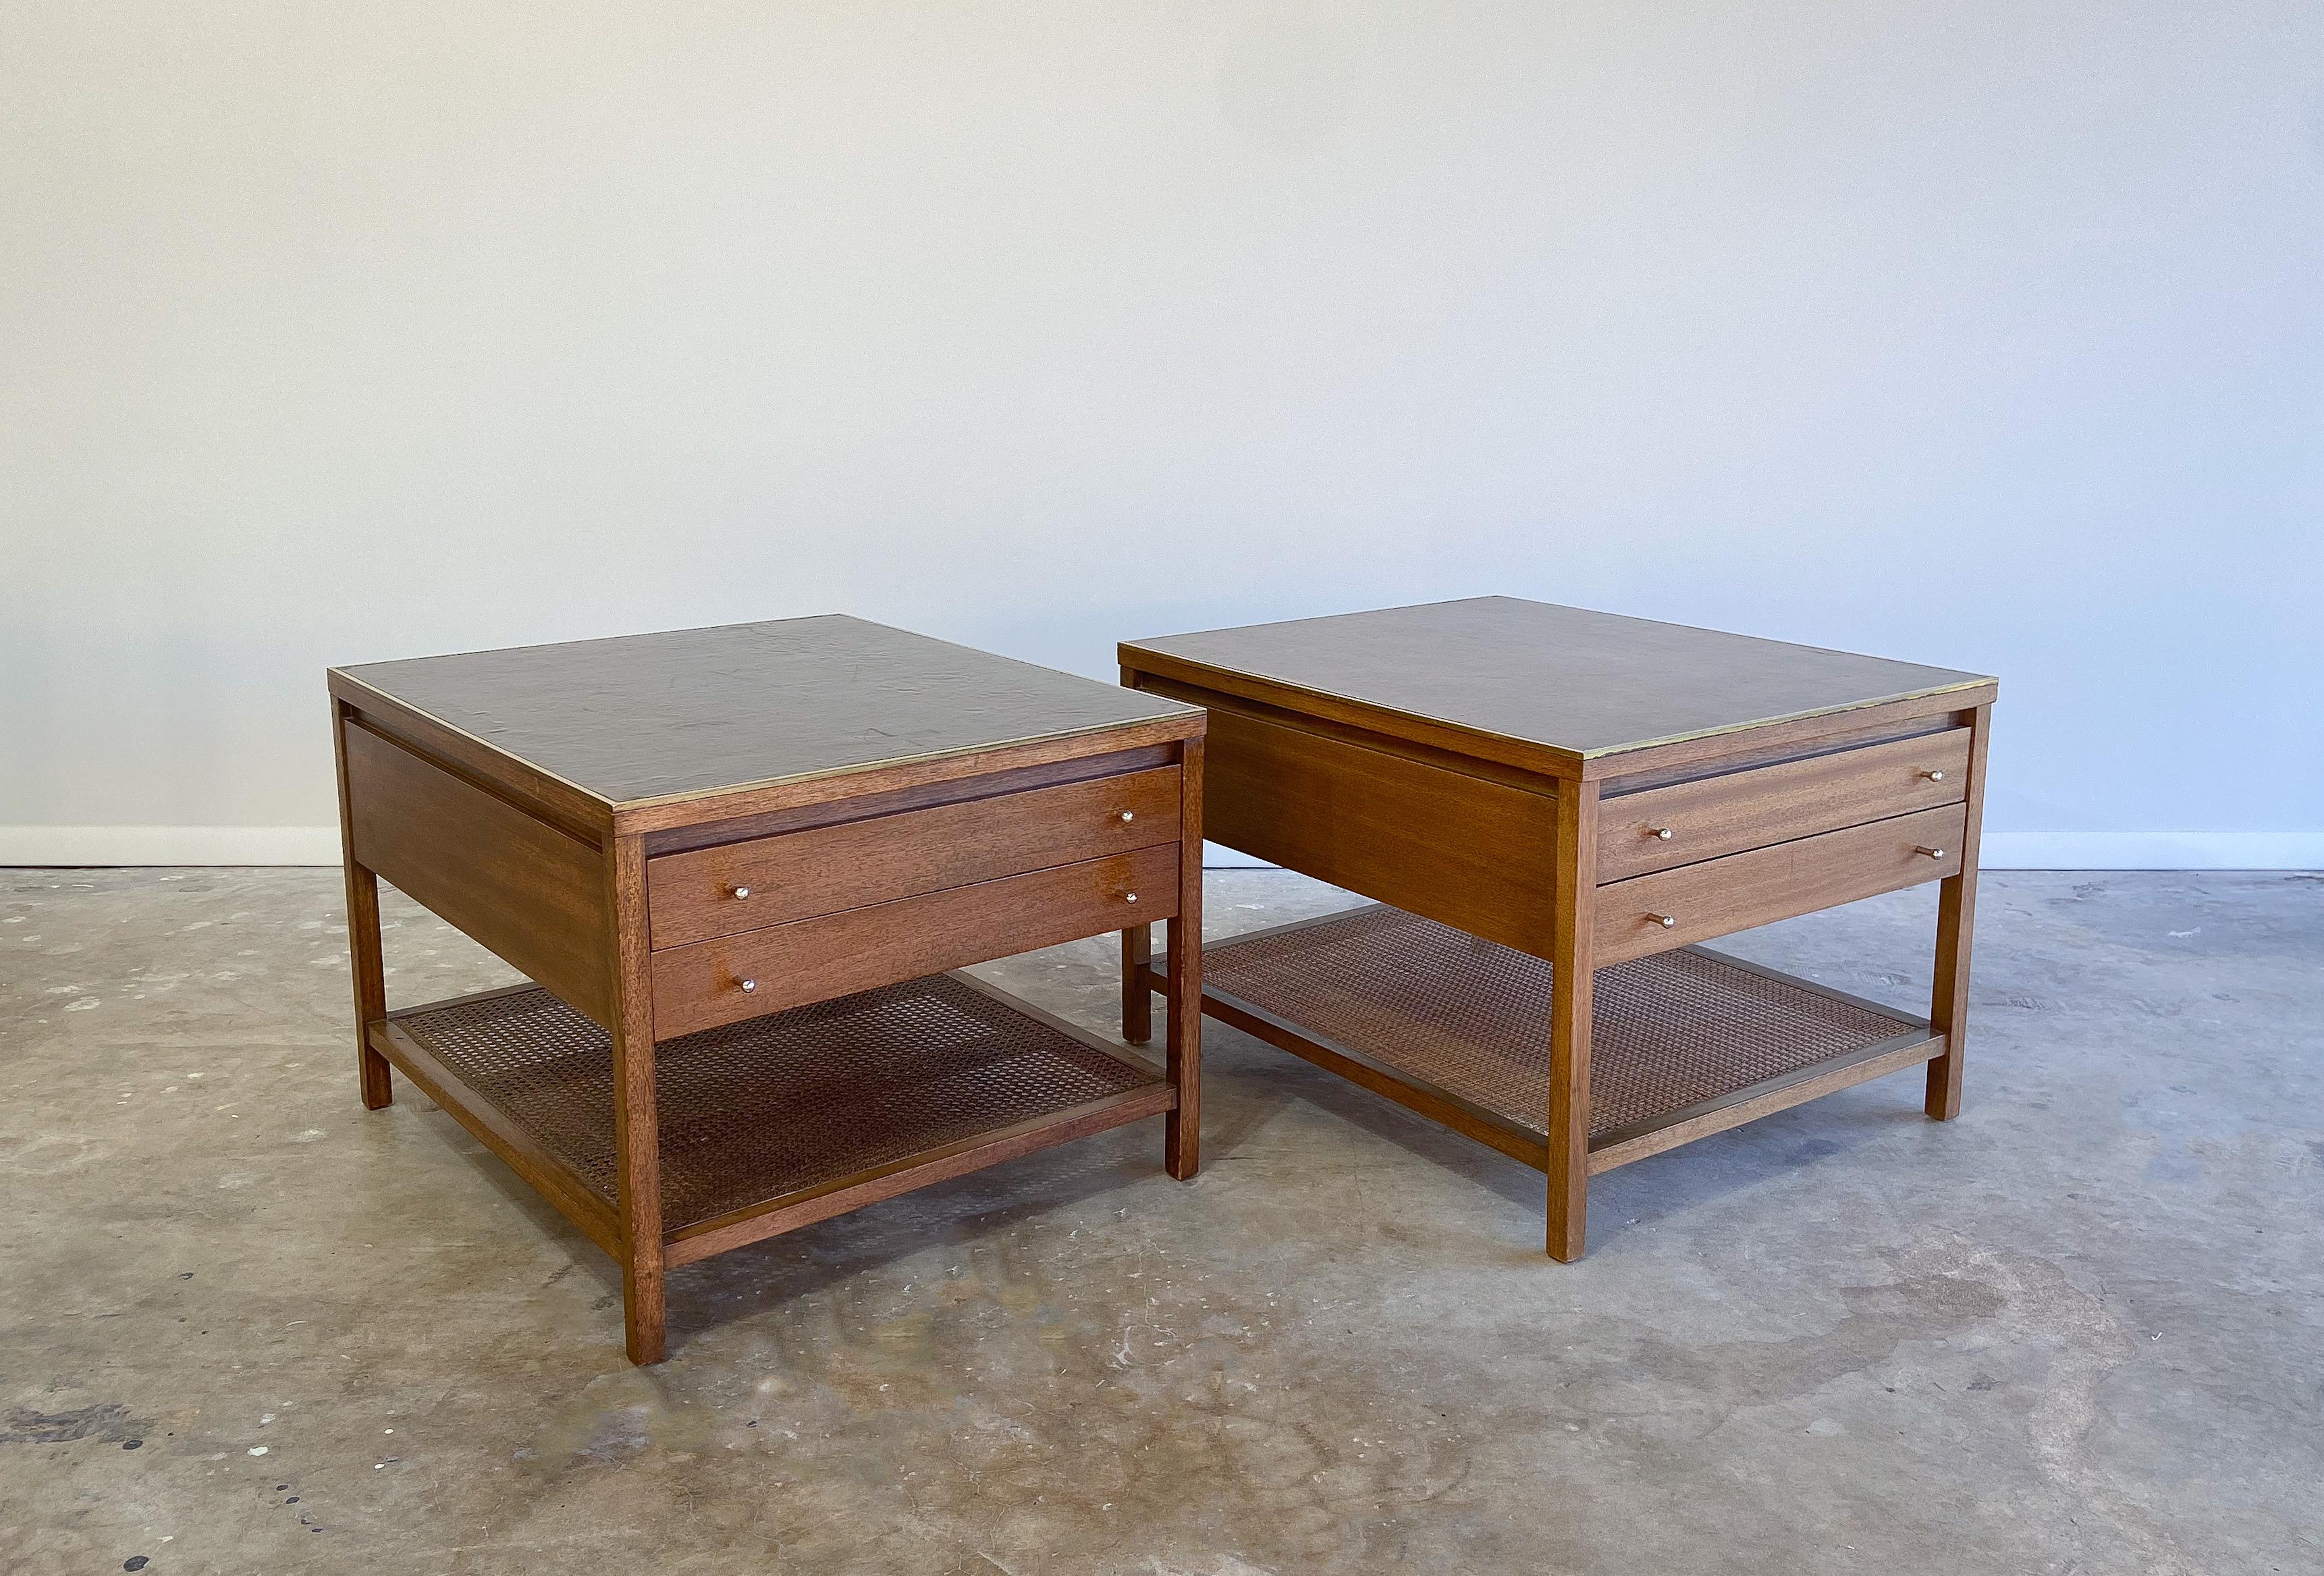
370;971;1174;1272
1140;906;1940;1180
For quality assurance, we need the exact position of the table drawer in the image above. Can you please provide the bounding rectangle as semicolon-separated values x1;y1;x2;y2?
1598;729;1970;883
652;844;1179;1036
647;765;1180;947
1594;803;1966;964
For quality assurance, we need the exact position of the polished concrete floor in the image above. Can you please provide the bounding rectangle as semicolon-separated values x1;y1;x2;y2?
1;867;2318;1575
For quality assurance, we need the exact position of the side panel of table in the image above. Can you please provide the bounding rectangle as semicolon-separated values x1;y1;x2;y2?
332;706;651;1357
338;714;614;1026
332;700;661;1355
1127;677;1559;957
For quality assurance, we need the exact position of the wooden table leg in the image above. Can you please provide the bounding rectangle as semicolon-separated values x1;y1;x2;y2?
344;862;393;1110
1122;924;1153;1045
332;699;394;1110
1926;702;1991;1120
607;834;667;1363
1547;778;1600;1259
1164;737;1203;1180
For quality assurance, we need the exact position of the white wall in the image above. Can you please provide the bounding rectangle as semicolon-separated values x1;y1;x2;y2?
4;2;2320;868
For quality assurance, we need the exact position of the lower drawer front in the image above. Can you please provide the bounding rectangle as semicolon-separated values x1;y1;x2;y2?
1598;728;1972;882
653;844;1178;1037
1594;805;1967;964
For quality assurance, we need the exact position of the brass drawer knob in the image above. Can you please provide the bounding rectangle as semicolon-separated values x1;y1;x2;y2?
1647;913;1677;929
1649;826;1673;840
738;978;757;993
1914;846;1946;859
729;884;752;900
1922;769;1947;782
1118;810;1135;823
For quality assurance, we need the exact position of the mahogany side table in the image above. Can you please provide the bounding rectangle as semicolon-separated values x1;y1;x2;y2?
1119;597;1995;1259
329;616;1205;1363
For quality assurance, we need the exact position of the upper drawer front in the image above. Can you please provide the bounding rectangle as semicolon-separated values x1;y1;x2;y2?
1598;730;1970;884
1594;803;1967;965
652;844;1179;1037
647;765;1180;947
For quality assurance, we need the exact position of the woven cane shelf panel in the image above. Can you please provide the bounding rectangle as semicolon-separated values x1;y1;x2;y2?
389;975;1158;1230
1201;906;1924;1144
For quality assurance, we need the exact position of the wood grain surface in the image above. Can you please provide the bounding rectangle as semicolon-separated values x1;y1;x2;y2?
1195;697;1559;958
651;844;1179;1035
647;767;1179;946
341;719;614;1025
1594;804;1968;964
335;615;1198;808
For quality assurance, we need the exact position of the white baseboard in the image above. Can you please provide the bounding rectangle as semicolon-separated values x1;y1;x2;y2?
1975;832;2324;870
0;825;344;866
2;827;2318;871
1206;834;2324;873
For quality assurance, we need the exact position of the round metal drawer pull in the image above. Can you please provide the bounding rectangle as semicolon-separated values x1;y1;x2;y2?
1648;913;1678;929
729;884;752;899
1922;769;1947;782
738;978;757;993
1118;810;1135;823
1123;892;1139;904
1649;826;1673;840
1914;846;1946;859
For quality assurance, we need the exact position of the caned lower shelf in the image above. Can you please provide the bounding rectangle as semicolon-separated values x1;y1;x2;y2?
370;971;1171;1265
1156;904;1937;1174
